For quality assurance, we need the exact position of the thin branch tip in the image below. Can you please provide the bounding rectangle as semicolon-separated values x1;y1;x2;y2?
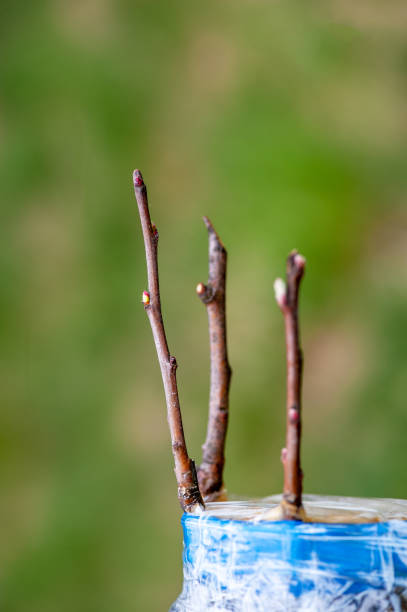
202;215;213;231
203;215;226;251
294;253;306;269
133;168;144;188
287;250;306;278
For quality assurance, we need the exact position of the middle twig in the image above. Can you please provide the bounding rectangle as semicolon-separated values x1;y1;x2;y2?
196;217;232;500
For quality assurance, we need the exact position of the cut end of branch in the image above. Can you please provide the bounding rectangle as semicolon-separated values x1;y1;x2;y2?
133;169;145;189
274;278;287;309
142;291;150;306
202;216;226;253
202;215;214;233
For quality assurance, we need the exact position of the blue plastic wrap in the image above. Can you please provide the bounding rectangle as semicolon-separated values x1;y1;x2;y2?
170;495;407;611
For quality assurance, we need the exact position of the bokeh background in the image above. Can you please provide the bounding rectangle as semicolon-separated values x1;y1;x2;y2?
2;1;407;610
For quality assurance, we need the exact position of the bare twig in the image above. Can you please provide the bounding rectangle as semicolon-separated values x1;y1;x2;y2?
133;169;204;513
196;217;232;500
274;250;306;520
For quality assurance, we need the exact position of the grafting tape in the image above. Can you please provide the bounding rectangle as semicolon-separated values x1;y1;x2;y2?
171;496;407;611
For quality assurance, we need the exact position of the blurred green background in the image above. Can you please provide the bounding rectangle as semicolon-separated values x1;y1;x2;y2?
1;0;407;610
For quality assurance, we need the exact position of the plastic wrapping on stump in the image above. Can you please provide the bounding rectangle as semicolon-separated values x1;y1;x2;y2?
170;495;407;611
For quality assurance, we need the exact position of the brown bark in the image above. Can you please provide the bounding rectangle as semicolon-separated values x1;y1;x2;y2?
196;217;232;500
275;250;306;520
133;169;204;513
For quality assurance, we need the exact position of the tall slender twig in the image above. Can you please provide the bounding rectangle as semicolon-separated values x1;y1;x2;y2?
133;169;204;513
196;217;232;500
274;250;306;520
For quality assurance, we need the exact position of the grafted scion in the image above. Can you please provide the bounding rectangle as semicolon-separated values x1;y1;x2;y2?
196;217;232;500
274;250;306;520
134;169;204;513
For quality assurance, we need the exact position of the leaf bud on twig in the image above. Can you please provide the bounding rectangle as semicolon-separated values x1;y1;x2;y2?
274;278;287;309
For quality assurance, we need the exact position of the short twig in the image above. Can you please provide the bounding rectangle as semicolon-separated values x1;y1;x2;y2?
196;217;232;500
133;169;204;513
274;250;306;520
